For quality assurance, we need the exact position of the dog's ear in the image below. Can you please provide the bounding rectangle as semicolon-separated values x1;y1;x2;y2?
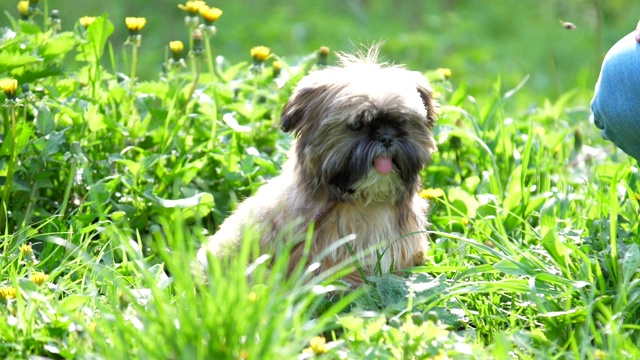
280;85;327;134
417;84;437;129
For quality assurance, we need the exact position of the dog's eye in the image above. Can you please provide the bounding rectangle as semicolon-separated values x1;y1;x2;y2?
349;119;364;131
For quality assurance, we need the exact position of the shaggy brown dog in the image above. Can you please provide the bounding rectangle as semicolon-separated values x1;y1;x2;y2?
198;48;437;283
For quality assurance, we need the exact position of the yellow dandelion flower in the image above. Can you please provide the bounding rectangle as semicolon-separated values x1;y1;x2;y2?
251;46;271;62
436;67;452;79
17;1;30;16
18;242;32;256
125;17;147;32
272;61;282;76
31;272;48;286
247;291;258;302
309;336;327;355
199;5;222;23
0;78;18;99
595;349;606;360
79;16;97;28
0;286;17;300
420;188;445;200
178;1;206;15
169;40;184;59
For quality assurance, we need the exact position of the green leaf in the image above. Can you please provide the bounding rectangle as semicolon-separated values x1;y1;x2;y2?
114;159;141;176
406;273;448;302
41;32;77;59
446;187;480;218
0;51;39;73
622;243;640;284
0;121;34;157
136;81;170;99
352;284;382;310
541;226;570;270
222;60;249;81
59;295;91;312
493;258;532;276
31;130;67;161
146;192;215;220
503;165;523;211
368;274;409;308
76;15;114;63
86;104;107;132
36;104;55;135
19;21;42;34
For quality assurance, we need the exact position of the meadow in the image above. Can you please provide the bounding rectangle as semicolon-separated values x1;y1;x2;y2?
1;0;639;359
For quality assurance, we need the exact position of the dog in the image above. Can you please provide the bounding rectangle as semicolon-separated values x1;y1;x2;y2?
197;47;437;283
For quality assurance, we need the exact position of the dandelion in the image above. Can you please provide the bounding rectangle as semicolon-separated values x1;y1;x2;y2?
318;46;330;66
199;5;222;35
178;1;205;15
199;6;222;24
191;28;204;56
1;78;20;228
169;41;184;60
420;188;445;200
125;17;147;92
179;0;205;26
309;336;327;355
19;243;33;256
595;349;606;360
247;291;258;302
0;78;18;100
17;1;30;19
168;40;187;69
49;9;62;32
79;16;96;28
0;286;17;301
250;46;271;63
272;61;282;77
125;17;147;35
436;67;452;79
30;272;48;286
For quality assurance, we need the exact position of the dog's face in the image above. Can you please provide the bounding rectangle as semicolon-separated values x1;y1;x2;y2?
280;53;437;205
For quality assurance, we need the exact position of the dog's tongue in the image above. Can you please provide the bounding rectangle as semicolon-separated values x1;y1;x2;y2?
374;156;393;174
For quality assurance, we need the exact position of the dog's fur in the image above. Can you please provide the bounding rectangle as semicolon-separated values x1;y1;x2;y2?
197;48;437;283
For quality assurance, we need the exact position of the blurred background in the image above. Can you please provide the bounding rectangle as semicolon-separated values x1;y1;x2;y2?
1;0;637;101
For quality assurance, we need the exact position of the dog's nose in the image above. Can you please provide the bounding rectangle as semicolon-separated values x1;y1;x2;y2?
379;133;394;148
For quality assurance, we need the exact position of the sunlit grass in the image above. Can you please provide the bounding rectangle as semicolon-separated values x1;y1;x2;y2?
1;2;639;359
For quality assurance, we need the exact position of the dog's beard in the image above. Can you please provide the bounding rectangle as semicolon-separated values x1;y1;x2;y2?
323;136;426;204
348;169;403;206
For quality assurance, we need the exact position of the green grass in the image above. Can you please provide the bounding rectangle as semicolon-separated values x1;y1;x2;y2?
1;3;640;359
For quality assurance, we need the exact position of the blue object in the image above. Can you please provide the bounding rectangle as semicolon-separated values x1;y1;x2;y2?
591;31;640;162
